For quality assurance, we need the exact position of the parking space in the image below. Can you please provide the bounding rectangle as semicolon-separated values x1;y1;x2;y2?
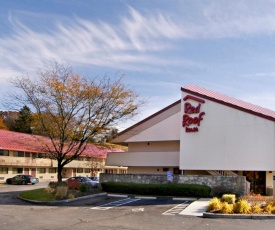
90;196;194;216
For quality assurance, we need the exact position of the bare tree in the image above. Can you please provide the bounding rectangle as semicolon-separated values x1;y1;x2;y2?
10;62;142;183
85;157;105;176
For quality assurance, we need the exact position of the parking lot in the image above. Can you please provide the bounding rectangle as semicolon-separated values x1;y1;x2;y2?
1;183;275;230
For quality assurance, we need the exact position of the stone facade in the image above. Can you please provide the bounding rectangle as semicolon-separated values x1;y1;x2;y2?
100;174;250;196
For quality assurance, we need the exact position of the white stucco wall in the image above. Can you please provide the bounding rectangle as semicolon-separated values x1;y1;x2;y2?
106;151;179;167
180;92;275;171
128;141;179;152
125;112;181;142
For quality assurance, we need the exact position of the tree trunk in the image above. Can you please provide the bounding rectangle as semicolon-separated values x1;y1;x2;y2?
57;160;64;184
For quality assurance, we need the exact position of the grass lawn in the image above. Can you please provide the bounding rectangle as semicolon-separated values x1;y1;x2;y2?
19;188;55;201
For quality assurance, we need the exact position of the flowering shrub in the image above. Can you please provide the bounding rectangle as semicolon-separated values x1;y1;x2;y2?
67;180;80;190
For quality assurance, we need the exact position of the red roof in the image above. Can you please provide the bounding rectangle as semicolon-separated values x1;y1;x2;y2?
0;130;123;158
182;85;275;121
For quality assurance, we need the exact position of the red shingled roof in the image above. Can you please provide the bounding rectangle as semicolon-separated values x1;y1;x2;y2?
0;129;123;158
182;85;275;121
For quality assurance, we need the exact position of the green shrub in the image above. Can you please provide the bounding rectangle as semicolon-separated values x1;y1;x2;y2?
79;184;88;193
208;197;221;211
221;194;236;204
233;199;251;214
220;202;233;214
101;182;211;197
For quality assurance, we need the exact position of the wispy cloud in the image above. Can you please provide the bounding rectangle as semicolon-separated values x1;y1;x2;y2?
0;7;187;78
242;72;275;78
2;3;275;80
180;1;275;39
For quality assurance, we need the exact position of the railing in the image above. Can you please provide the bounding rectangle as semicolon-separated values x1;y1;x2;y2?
52;160;96;168
0;156;95;168
0;156;52;166
207;170;239;176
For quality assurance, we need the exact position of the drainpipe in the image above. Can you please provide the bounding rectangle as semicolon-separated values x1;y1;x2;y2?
273;172;275;198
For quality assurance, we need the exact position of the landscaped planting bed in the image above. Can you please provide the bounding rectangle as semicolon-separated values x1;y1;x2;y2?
207;193;275;214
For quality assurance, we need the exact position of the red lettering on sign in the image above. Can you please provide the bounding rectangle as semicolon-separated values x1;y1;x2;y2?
186;127;199;132
184;102;201;114
182;112;205;127
182;95;206;133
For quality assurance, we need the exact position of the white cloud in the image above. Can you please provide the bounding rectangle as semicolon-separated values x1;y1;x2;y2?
2;3;275;81
242;72;275;78
0;7;189;79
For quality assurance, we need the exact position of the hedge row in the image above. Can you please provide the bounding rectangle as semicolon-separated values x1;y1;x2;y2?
101;182;211;197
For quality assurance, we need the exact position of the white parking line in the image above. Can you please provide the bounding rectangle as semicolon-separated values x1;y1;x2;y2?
162;201;189;215
91;198;141;210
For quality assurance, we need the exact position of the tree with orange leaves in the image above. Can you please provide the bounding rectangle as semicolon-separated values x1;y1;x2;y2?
11;62;142;183
0;116;8;130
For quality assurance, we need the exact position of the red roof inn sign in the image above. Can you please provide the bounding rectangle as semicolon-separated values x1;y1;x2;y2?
182;95;205;133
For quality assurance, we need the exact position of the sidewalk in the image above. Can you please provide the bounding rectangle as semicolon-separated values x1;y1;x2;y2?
179;198;210;217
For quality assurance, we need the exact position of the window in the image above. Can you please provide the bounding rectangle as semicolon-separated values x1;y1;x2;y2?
25;152;30;158
13;151;24;157
0;150;9;156
49;168;56;173
32;153;37;158
12;168;23;174
84;168;90;173
38;168;46;173
163;168;169;172
37;153;46;158
0;167;8;174
77;168;83;173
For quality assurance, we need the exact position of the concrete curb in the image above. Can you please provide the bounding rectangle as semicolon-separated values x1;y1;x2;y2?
203;212;275;219
18;191;197;205
17;192;107;205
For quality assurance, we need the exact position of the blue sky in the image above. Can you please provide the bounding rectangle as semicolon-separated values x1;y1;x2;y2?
1;0;275;130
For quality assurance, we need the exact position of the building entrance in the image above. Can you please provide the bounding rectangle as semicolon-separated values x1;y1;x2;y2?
243;171;266;195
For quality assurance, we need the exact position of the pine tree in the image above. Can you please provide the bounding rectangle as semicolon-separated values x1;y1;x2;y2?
13;105;33;134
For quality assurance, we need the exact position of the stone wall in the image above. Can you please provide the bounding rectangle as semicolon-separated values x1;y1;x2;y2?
100;174;250;195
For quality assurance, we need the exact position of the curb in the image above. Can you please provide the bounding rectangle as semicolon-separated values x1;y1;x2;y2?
203;212;275;219
18;192;197;204
17;192;107;205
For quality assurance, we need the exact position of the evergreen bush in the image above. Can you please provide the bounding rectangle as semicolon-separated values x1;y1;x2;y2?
101;182;211;197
